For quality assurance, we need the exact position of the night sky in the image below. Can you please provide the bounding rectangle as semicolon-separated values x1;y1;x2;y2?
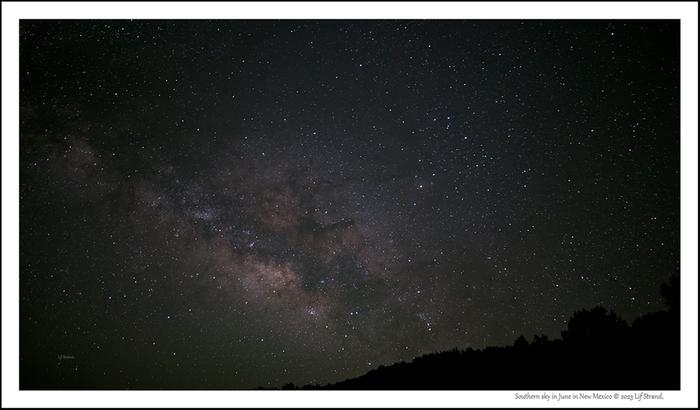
20;20;679;389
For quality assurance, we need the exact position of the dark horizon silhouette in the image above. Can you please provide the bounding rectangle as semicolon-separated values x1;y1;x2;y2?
275;275;680;390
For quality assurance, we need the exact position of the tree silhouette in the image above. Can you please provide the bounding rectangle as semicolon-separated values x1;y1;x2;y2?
276;276;681;390
532;334;549;345
513;335;529;349
560;306;630;347
661;274;680;311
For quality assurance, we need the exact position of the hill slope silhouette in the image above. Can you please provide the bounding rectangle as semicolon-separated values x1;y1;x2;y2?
282;275;680;390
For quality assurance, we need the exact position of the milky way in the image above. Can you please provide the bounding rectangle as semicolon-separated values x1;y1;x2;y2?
20;20;679;389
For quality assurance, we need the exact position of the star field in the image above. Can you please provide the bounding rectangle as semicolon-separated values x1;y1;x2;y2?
20;20;679;389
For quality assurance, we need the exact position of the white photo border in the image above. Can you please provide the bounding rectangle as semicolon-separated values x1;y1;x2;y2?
2;1;697;408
